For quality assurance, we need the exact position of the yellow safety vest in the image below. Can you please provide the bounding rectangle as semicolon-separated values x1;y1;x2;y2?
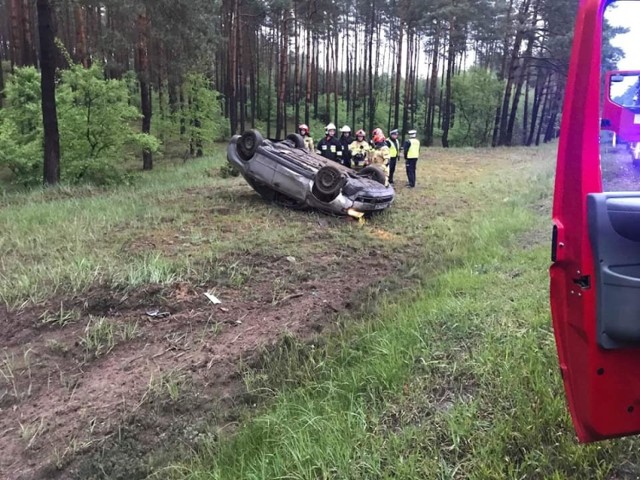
387;139;398;158
407;139;420;159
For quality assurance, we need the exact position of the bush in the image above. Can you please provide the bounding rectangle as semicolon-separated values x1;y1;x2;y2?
0;65;160;186
450;68;504;147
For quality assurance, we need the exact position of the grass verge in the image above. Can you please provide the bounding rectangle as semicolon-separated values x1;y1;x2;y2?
161;146;640;480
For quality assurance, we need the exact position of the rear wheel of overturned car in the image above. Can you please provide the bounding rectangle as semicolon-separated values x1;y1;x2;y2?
357;165;386;185
312;165;345;202
285;133;306;149
237;130;264;160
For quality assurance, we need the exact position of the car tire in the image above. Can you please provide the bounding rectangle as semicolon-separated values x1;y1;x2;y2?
312;165;345;202
357;166;386;185
285;133;306;149
237;130;264;161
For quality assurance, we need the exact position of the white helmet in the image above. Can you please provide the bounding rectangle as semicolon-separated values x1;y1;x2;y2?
325;123;337;135
408;129;417;138
340;125;351;133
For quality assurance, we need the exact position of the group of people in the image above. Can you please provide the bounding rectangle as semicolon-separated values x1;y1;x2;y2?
297;123;421;188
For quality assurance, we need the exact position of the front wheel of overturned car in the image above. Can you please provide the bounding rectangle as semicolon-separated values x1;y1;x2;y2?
312;165;345;202
237;130;264;161
285;133;306;149
357;165;386;185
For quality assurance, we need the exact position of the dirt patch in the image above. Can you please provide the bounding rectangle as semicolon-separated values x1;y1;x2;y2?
0;248;400;479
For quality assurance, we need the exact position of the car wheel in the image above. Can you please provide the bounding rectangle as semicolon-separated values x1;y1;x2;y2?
357;166;386;185
285;133;306;149
312;165;345;202
237;130;264;161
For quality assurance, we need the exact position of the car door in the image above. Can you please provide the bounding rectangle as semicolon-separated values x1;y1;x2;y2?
551;0;640;443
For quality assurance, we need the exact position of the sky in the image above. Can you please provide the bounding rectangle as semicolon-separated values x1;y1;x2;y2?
606;2;640;71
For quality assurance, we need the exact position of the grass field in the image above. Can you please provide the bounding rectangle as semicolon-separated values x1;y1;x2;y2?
1;144;639;479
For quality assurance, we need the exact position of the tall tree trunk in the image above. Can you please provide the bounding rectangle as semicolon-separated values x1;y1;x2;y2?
293;4;300;126
441;24;455;148
305;19;312;125
426;27;440;146
136;12;153;170
393;20;403;132
22;0;37;65
74;4;88;66
37;0;60;185
505;1;538;145
0;46;5;108
276;12;289;139
228;0;239;135
535;75;552;146
498;0;531;145
325;36;330;122
266;31;274;138
367;6;375;134
237;12;246;133
527;71;547;146
9;0;23;67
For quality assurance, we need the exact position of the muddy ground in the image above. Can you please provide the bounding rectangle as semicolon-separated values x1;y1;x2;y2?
0;211;406;479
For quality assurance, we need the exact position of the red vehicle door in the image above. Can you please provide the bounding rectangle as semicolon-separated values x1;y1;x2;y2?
551;0;640;442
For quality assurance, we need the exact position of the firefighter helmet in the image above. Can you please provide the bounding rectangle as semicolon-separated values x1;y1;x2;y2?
325;123;337;135
356;129;366;137
298;124;309;135
341;125;351;133
372;128;385;144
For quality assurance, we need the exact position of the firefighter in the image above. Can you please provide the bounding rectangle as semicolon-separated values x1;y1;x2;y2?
349;129;372;170
298;124;315;151
386;128;400;184
338;125;354;168
403;129;421;188
371;128;391;184
316;123;341;162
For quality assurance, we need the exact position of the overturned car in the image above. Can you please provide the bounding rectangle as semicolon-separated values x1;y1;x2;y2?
227;130;395;216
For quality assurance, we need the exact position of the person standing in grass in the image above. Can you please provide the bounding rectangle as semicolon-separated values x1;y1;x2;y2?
403;129;420;188
386;129;400;184
371;128;391;185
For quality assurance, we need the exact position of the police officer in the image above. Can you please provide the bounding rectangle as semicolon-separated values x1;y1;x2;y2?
403;129;420;188
386;129;400;184
317;123;341;162
298;124;315;151
338;125;353;168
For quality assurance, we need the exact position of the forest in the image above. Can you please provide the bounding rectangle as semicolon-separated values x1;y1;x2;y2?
0;0;617;186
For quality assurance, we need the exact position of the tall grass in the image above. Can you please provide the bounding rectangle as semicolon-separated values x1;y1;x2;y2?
162;146;640;479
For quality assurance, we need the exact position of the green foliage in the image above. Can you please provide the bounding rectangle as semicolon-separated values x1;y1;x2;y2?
0;66;161;186
183;73;228;145
59;65;159;184
0;67;44;183
450;68;504;147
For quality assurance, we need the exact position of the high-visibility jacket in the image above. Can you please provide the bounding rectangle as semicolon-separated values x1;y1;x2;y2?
372;144;390;166
303;136;315;151
349;140;372;160
386;138;400;158
403;138;420;160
